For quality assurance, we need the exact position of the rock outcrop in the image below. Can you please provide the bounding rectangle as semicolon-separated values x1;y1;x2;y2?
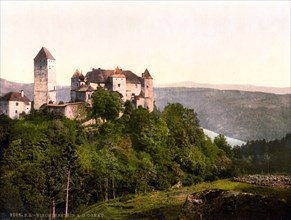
233;175;291;188
179;189;291;220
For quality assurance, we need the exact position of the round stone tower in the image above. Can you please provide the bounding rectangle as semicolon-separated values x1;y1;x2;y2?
33;47;56;109
142;68;153;112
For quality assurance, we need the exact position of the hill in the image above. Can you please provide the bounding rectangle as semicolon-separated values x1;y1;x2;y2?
156;81;291;95
76;178;291;220
1;78;290;141
154;87;291;141
0;78;34;99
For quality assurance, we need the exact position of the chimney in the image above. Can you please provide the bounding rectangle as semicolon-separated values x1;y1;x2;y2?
20;90;24;97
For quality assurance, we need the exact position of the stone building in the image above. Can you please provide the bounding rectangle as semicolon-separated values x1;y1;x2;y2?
70;66;154;111
0;90;31;119
45;102;86;120
33;47;56;109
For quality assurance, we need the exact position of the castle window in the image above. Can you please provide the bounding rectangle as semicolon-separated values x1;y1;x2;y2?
15;110;18;114
146;85;149;88
118;84;120;87
16;102;19;106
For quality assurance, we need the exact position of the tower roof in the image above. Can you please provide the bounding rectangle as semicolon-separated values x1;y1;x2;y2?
112;66;125;78
72;69;81;78
142;68;153;79
34;47;55;61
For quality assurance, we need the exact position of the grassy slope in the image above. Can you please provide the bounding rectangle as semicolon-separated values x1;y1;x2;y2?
73;179;291;220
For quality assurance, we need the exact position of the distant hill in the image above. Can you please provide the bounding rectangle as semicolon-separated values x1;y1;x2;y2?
156;81;290;95
1;78;290;141
0;78;34;100
154;87;291;141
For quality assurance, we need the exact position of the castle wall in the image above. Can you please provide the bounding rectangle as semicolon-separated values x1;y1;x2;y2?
144;97;154;112
71;90;77;102
143;78;153;98
47;59;56;103
142;78;154;112
111;77;126;101
71;77;80;91
45;103;86;120
135;97;145;109
126;83;141;100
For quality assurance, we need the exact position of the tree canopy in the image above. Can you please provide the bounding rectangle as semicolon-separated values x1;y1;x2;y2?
91;87;123;121
3;98;286;217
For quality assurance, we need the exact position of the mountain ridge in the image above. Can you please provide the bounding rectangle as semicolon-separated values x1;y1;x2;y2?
155;81;290;95
154;87;291;141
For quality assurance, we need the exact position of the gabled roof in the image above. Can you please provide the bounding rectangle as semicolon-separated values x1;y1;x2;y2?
142;68;152;79
0;92;31;105
86;68;113;84
86;67;143;84
34;47;55;61
123;71;142;84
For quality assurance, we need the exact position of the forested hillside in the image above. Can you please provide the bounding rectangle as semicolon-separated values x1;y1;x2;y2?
154;87;291;141
0;88;234;217
0;87;290;218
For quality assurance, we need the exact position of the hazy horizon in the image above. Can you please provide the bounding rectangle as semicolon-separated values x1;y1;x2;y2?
1;1;290;87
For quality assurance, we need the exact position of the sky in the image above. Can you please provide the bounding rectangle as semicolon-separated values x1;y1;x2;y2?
0;1;290;87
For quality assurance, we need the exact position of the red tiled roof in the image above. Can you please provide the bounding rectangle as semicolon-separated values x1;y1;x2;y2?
34;47;55;60
0;92;31;105
112;73;126;78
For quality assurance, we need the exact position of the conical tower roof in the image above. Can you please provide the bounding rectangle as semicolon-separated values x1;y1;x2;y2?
142;68;152;79
72;69;81;78
34;47;55;60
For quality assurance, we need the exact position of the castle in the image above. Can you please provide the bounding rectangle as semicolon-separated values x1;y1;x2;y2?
70;67;154;111
33;47;154;114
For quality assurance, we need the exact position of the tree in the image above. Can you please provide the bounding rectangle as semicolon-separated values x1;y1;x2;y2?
0;114;15;160
91;87;123;121
161;103;204;148
214;134;232;157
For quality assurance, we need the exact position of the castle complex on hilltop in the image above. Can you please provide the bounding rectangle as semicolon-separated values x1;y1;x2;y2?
70;66;153;111
33;47;154;114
